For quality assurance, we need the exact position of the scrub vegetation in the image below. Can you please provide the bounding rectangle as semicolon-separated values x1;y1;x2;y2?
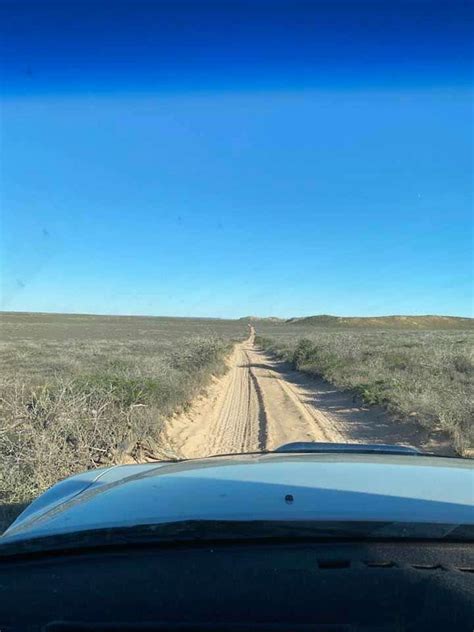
0;312;246;528
255;322;474;456
1;311;473;531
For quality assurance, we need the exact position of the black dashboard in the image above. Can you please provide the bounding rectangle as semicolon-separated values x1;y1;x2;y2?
0;540;472;631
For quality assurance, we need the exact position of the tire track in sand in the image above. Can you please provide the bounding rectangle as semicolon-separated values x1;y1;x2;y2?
162;338;267;458
162;332;451;458
245;352;268;451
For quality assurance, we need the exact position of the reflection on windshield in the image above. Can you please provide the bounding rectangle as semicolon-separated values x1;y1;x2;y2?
0;0;472;539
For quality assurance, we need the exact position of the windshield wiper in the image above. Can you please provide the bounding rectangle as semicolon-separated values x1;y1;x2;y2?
0;520;472;559
274;442;430;456
182;442;447;461
145;442;459;464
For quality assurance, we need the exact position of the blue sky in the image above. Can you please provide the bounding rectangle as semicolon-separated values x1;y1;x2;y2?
1;1;473;318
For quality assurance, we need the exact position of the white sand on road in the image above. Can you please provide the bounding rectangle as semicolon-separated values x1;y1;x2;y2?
160;334;453;459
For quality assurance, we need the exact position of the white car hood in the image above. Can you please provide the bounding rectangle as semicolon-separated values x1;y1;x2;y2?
2;453;473;543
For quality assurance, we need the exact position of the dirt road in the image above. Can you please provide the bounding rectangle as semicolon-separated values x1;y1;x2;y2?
161;333;452;458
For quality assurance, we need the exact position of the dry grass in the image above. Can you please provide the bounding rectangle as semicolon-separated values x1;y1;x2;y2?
0;312;246;526
1;311;472;531
256;326;474;456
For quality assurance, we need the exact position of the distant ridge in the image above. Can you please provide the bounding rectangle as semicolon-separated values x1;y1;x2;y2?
284;315;474;329
239;314;473;329
239;316;285;323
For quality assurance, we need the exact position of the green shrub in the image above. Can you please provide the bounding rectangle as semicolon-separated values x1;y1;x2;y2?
0;334;234;518
257;329;473;455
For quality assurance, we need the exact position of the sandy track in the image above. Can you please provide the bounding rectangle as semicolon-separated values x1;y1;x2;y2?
162;334;453;458
160;338;265;458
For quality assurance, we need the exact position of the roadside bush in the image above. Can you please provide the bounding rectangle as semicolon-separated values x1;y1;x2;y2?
0;335;232;520
257;330;474;455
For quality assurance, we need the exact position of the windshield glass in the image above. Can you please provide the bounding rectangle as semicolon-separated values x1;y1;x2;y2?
0;0;473;541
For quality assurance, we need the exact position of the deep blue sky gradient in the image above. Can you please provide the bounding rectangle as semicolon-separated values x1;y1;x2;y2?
1;1;473;317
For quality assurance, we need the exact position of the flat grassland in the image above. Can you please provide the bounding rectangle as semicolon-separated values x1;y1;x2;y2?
255;318;474;456
0;312;246;525
1;311;473;530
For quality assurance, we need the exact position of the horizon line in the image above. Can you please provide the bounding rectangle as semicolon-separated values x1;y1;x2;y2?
1;309;472;321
